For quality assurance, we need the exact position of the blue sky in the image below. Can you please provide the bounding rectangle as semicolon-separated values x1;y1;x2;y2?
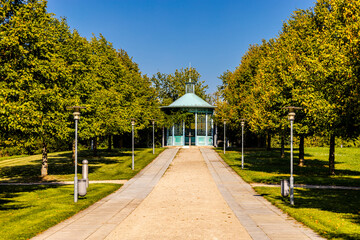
47;0;315;94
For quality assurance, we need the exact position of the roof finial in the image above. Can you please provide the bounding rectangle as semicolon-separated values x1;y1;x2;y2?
189;62;192;83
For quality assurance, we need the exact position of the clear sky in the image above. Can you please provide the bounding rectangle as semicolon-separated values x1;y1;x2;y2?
46;0;315;94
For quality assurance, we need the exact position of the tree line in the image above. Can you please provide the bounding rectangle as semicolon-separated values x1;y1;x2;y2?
0;0;209;176
216;0;360;175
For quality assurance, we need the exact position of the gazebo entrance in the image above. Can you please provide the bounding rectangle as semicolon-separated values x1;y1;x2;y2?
184;116;195;146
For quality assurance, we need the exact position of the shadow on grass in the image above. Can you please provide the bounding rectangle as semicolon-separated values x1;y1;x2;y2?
0;185;60;211
0;148;133;182
226;147;360;186
272;188;360;240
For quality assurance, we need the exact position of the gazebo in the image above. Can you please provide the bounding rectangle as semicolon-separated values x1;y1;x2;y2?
161;78;215;146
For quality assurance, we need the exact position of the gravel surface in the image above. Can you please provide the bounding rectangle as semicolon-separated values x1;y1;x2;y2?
105;147;251;240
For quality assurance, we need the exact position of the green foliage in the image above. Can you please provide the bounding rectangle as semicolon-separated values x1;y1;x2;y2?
217;0;360;172
0;0;160;174
151;67;209;106
151;67;210;128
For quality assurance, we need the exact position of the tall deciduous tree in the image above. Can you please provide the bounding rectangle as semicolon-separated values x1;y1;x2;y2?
151;67;209;106
0;0;73;176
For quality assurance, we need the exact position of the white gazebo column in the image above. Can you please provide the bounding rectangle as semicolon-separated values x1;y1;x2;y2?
211;117;214;146
205;113;208;145
172;125;175;146
183;120;185;146
195;112;197;146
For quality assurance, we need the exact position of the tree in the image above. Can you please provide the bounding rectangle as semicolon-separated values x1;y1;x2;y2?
0;0;74;176
151;67;209;106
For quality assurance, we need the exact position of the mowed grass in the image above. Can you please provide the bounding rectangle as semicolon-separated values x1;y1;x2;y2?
0;147;164;239
0;148;165;182
255;187;360;240
217;147;360;186
0;184;121;240
218;147;360;239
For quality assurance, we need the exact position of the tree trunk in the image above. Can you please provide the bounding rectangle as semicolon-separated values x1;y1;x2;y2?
113;135;120;148
108;135;112;150
281;134;285;158
257;135;262;148
93;137;98;157
72;140;75;165
329;134;336;175
266;132;271;151
41;142;48;177
299;135;305;167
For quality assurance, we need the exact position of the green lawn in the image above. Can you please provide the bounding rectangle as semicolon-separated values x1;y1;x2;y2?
218;147;360;239
0;184;121;240
0;148;165;182
255;187;360;240
217;147;360;186
0;147;165;239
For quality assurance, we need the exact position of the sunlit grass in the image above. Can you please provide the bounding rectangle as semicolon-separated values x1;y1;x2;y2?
0;147;165;239
0;184;121;240
217;147;360;186
0;148;164;182
255;187;360;240
218;147;360;239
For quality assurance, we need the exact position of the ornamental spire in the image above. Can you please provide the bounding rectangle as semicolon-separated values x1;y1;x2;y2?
186;63;195;94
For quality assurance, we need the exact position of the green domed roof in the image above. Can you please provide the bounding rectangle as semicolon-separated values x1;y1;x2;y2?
162;93;215;109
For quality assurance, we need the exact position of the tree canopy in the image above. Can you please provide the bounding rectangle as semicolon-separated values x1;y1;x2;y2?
217;0;360;174
0;0;159;176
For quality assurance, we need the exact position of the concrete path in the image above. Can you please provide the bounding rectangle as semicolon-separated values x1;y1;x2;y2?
32;147;324;240
201;148;324;240
32;148;178;240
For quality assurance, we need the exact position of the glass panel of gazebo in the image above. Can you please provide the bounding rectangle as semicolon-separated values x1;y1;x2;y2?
174;122;183;146
197;114;206;136
167;127;173;146
206;114;212;136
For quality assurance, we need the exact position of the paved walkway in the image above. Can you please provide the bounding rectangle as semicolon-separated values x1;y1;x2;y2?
32;147;324;240
32;148;179;240
201;148;323;240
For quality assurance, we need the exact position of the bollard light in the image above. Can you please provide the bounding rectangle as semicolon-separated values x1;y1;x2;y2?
151;119;156;154
240;119;246;169
131;118;136;170
67;106;86;203
82;159;89;188
283;106;302;206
